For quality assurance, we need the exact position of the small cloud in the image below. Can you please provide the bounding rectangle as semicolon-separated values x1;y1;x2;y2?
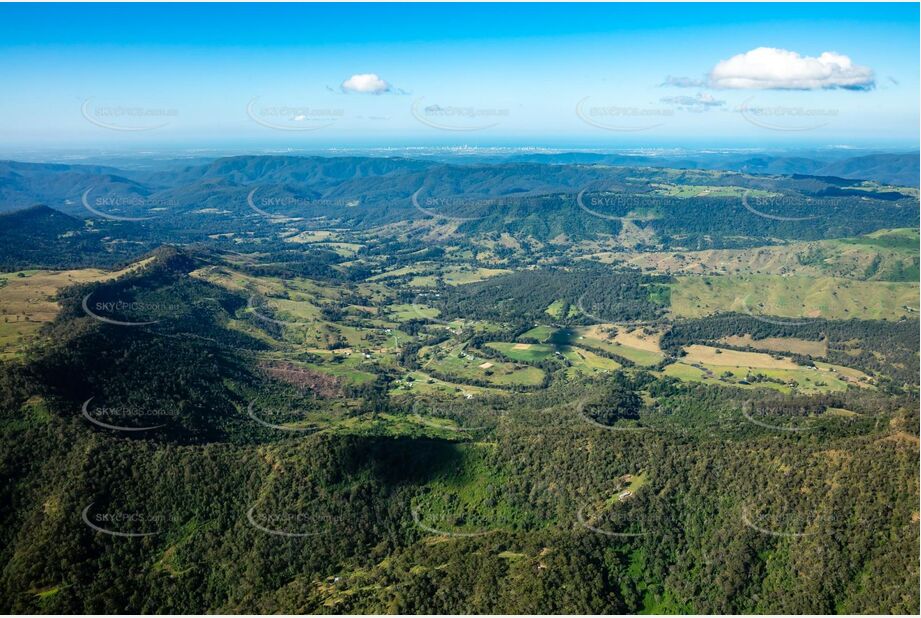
660;92;725;111
662;75;707;88
708;47;875;90
340;73;393;95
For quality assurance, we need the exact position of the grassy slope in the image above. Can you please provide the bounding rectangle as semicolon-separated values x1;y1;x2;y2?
670;274;918;320
610;228;919;282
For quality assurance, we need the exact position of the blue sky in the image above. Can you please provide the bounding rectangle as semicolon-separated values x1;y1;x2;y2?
0;2;917;151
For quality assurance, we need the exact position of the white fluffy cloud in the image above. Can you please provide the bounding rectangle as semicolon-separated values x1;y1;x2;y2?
707;47;875;90
340;73;392;94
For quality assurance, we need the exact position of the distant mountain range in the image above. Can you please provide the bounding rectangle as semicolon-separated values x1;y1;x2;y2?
0;154;916;256
494;152;919;187
1;152;917;215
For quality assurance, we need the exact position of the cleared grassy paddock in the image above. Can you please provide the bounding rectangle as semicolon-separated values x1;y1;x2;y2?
561;346;622;376
559;326;665;366
661;345;873;394
719;334;827;357
485;342;556;362
682;344;800;370
670;274;918;321
423;344;545;388
0;262;149;357
518;325;556;342
613;229;919;282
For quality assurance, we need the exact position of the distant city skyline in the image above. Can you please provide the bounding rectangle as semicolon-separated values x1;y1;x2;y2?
0;3;917;150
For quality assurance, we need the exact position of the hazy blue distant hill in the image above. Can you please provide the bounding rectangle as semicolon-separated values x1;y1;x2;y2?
815;153;920;186
501;151;919;186
0;155;916;247
0;160;155;213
